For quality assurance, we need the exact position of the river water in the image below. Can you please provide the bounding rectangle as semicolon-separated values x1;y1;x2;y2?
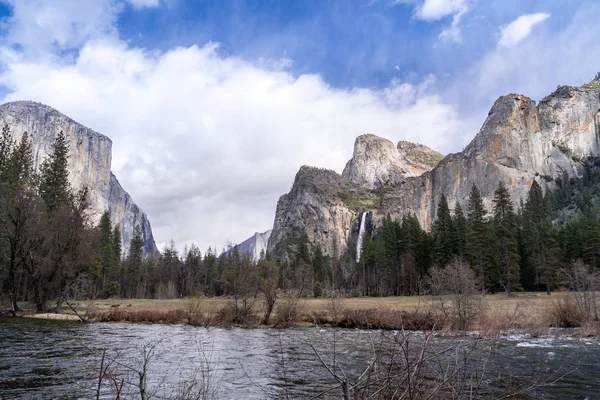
0;318;599;399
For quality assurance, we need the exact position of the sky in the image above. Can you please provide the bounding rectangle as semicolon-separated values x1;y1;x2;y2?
0;0;599;253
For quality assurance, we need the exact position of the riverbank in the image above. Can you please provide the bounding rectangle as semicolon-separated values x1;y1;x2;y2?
5;291;599;337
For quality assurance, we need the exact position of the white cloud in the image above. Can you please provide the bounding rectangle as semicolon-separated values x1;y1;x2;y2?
1;0;119;57
438;8;466;43
396;0;469;43
125;0;160;8
415;0;467;21
498;13;550;48
0;5;464;251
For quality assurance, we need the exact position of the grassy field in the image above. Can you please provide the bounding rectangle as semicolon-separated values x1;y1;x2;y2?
8;291;598;336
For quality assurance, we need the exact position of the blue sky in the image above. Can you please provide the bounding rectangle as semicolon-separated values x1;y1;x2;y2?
113;0;582;91
0;0;599;251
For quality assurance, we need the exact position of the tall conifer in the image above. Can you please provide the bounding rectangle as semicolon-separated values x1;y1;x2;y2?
492;182;520;295
39;131;71;213
432;194;453;267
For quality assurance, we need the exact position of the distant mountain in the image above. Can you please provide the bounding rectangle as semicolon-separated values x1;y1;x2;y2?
268;75;600;261
0;101;158;256
235;230;272;261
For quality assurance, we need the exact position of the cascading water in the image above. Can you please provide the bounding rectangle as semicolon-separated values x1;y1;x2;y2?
356;212;366;262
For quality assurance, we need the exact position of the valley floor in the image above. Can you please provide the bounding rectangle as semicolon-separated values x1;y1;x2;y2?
4;291;598;337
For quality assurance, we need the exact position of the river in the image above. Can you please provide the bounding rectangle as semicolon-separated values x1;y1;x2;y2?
0;318;599;399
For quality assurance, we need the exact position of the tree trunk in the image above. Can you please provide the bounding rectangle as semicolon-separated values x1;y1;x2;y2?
8;248;20;315
33;279;45;312
55;297;63;314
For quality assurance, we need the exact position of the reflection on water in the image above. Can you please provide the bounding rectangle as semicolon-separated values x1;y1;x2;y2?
0;318;599;399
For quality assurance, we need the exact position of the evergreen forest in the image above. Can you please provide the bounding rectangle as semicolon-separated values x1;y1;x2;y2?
3;125;600;314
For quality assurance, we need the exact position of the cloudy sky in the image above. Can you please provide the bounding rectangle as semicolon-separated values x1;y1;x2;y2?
0;0;599;252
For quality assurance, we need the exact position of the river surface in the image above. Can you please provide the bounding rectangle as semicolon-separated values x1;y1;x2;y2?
0;318;599;399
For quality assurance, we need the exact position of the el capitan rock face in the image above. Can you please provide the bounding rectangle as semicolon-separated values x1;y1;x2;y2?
268;79;600;260
0;101;158;256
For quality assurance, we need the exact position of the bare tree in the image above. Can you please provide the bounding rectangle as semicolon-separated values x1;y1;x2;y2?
428;257;481;330
560;259;599;321
257;257;279;324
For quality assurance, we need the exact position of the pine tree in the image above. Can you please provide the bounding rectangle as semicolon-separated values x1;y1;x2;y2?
39;131;71;213
360;232;377;296
125;227;144;298
398;214;424;295
378;215;399;295
522;181;559;294
492;182;520;295
6;133;33;187
112;224;122;270
312;245;326;283
452;202;467;257
432;194;453;267
0;124;12;176
98;211;115;295
466;184;490;292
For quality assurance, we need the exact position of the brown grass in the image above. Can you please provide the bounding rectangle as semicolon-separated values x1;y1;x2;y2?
544;291;588;328
93;308;188;323
273;296;304;328
67;292;600;336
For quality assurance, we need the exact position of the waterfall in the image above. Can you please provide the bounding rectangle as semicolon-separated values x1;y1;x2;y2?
356;212;366;263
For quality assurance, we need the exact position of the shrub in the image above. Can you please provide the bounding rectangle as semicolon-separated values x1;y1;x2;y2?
313;282;323;298
560;260;599;321
95;308;188;323
273;296;303;328
429;258;481;330
102;281;120;299
546;291;587;328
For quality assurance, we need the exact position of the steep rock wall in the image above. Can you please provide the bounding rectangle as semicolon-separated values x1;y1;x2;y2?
269;82;600;260
0;101;158;256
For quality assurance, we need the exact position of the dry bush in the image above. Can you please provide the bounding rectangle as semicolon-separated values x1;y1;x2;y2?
337;309;377;329
335;308;444;331
477;302;525;337
326;295;345;325
309;309;329;325
560;260;599;321
398;309;444;331
429;258;481;330
273;295;303;328
188;298;221;327
214;300;260;327
545;291;587;328
527;321;550;338
94;308;188;323
577;320;600;337
214;303;234;325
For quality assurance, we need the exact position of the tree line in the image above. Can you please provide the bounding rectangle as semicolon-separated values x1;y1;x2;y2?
358;158;600;297
4;123;600;312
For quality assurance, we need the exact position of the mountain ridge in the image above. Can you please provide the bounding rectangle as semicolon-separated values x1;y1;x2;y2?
268;77;600;261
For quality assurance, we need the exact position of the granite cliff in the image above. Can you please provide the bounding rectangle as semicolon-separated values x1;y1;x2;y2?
268;77;600;260
341;134;443;189
235;230;272;261
0;101;158;256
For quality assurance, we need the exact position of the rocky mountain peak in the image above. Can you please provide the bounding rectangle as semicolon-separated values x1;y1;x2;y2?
268;76;600;262
235;230;272;261
342;133;441;190
397;140;444;171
